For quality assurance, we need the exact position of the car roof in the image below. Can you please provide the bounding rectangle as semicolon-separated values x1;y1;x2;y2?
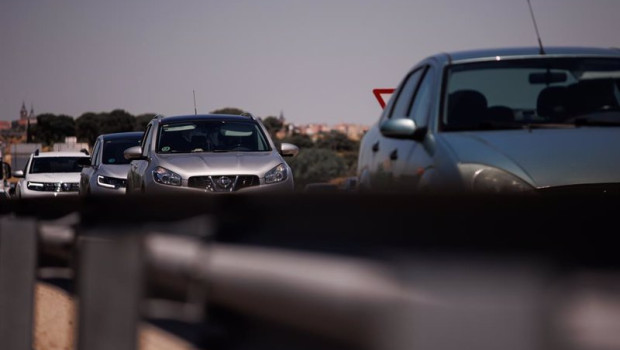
34;151;89;158
426;46;620;65
157;114;256;124
99;131;144;140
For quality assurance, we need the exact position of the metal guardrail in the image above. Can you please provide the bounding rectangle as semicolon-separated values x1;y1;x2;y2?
2;193;620;350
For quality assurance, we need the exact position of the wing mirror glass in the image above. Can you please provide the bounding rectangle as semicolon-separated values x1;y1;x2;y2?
380;118;426;141
280;143;299;157
124;146;144;160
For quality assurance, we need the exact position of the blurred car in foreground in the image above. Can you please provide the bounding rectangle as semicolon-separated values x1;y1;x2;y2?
78;131;143;195
125;113;298;194
13;150;90;198
358;46;620;194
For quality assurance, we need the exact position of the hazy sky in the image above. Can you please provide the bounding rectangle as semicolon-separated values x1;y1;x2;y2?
1;0;619;126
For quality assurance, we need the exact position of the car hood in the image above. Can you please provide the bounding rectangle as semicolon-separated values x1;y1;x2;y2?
26;172;81;183
440;128;620;188
157;152;284;177
96;164;132;179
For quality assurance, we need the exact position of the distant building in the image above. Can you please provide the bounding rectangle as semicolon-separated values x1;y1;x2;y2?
53;136;90;152
18;102;37;127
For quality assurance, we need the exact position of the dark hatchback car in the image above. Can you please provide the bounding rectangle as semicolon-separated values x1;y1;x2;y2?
357;47;620;194
79;131;144;195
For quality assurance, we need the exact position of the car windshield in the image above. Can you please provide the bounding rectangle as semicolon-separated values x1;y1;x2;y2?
156;120;271;153
102;138;141;165
442;57;620;131
30;157;85;174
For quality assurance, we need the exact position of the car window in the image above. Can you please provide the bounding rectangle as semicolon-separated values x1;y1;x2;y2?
29;157;86;174
141;124;153;158
102;138;142;165
409;67;434;126
157;121;271;153
388;67;426;120
91;140;102;166
442;57;620;131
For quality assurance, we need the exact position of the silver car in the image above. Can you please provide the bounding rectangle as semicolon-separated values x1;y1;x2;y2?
125;113;298;194
79;131;143;195
358;47;620;194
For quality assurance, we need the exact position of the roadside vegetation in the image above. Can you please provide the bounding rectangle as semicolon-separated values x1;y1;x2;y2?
17;108;362;191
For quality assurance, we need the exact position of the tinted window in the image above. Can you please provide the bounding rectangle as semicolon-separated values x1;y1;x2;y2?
91;140;102;166
102;138;142;164
141;124;153;158
443;57;620;130
30;157;86;173
410;67;433;126
389;68;425;120
157;120;271;153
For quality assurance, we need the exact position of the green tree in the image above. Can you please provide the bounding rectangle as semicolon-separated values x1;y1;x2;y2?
99;109;136;134
286;148;346;189
261;116;283;140
134;113;156;131
32;114;76;146
76;112;101;145
281;133;314;149
210;107;245;115
315;130;358;152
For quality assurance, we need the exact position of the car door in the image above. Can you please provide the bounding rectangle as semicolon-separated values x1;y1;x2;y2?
81;138;100;194
128;123;154;193
389;65;436;191
367;66;427;191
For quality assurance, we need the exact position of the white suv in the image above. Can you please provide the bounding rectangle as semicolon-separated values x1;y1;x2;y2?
13;149;91;198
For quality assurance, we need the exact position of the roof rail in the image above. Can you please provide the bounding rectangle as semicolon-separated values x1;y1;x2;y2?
34;149;39;156
80;148;90;155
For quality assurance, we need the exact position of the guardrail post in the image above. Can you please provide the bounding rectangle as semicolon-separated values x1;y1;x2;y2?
76;228;143;350
0;215;38;350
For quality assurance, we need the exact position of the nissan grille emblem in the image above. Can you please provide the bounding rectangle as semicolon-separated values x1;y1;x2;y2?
218;176;232;188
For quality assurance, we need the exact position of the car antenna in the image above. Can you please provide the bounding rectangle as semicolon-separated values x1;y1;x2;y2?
193;90;198;115
526;0;545;55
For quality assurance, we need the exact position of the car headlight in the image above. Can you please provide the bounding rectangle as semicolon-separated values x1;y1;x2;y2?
97;175;127;189
458;164;534;193
152;167;182;186
265;163;288;184
26;181;45;191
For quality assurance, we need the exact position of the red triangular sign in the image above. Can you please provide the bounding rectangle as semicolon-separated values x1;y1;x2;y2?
373;88;395;109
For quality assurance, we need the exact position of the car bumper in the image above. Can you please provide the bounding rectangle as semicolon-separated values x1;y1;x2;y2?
144;176;295;195
20;188;80;198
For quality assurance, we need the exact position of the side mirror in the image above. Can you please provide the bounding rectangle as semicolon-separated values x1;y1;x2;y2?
77;157;92;168
279;143;299;157
380;118;426;141
13;170;24;178
124;146;145;160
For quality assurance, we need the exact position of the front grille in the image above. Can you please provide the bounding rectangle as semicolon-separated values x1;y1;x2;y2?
188;175;260;192
27;182;80;192
537;183;620;195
